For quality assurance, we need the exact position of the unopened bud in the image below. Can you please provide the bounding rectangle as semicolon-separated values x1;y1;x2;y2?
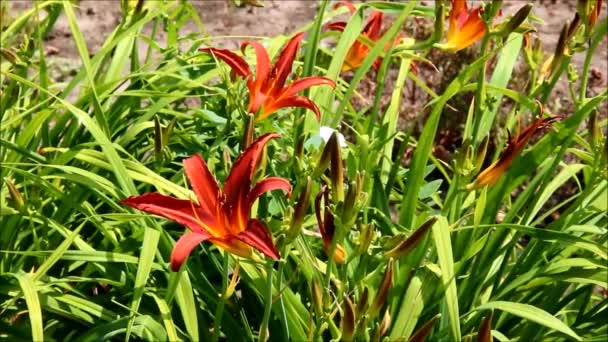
433;0;445;43
478;313;493;342
375;309;391;340
385;217;437;258
328;133;344;201
289;176;312;239
369;259;393;319
500;4;532;37
311;277;324;316
475;137;490;172
154;115;163;157
5;179;25;213
342;181;358;225
341;294;356;341
357;223;375;255
409;315;440;342
357;287;370;317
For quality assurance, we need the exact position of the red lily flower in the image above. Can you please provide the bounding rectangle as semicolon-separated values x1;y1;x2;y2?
325;1;403;71
200;33;335;121
443;0;488;51
467;116;559;189
121;133;291;271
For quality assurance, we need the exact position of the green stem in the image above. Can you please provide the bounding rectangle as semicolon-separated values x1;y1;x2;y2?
212;254;229;342
258;259;275;342
276;250;290;340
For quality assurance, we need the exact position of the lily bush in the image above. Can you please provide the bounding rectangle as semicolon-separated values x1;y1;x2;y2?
1;0;606;341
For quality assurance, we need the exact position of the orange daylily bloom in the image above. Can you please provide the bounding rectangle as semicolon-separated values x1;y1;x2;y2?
325;1;403;71
444;0;488;51
467;116;559;189
121;133;291;271
200;33;335;121
315;185;346;264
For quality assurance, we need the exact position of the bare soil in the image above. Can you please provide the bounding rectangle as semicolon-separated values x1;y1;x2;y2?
6;0;607;124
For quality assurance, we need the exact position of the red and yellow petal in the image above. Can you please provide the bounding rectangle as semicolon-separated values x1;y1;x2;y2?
260;95;322;121
210;236;254;259
120;193;214;234
183;155;221;219
279;76;336;99
241;40;272;91
269;32;304;95
333;1;357;14
200;47;252;79
224;133;281;233
236;219;280;259
170;231;211;271
247;177;291;210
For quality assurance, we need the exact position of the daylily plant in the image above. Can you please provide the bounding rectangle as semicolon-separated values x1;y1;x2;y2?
467;116;558;189
121;133;291;271
200;33;335;121
325;1;402;71
442;0;488;51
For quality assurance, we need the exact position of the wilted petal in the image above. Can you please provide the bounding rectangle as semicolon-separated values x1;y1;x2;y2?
467;117;558;189
183;155;220;218
224;133;281;233
170;231;211;271
247;177;292;210
236;219;280;259
121;193;213;234
200;47;252;79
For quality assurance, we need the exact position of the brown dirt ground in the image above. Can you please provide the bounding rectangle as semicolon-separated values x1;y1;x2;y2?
5;0;607;128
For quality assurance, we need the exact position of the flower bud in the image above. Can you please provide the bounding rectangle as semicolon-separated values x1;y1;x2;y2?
369;259;393;319
289;176;312;239
328;133;344;202
409;315;440;342
341;294;356;341
478;313;493;342
357;223;375;255
311;277;324;316
385;217;437;258
432;0;445;43
357;286;370;317
374;309;391;340
500;3;532;37
5;179;25;213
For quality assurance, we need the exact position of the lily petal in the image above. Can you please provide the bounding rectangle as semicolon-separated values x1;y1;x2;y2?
334;1;357;14
247;177;292;209
270;32;304;94
241;40;271;90
324;21;347;32
260;95;322;121
363;11;384;40
183;155;220;218
236;219;280;259
170;231;211;271
224;133;281;233
279;76;336;100
200;47;251;79
121;193;214;234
